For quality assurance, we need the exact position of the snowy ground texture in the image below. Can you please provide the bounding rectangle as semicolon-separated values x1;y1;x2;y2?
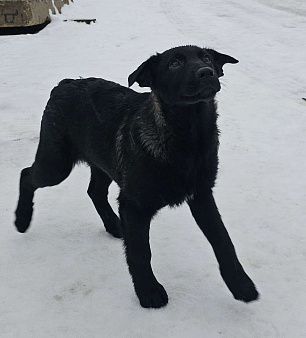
1;0;306;337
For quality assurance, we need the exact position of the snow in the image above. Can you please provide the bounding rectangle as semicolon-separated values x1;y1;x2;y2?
1;0;306;336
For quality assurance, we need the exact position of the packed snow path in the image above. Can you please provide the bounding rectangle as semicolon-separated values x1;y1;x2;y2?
1;0;305;337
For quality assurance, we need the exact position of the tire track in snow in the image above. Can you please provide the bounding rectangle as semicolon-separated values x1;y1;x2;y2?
257;0;306;17
159;0;199;41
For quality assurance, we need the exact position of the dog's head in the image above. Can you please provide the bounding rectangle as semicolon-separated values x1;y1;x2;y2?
128;45;238;105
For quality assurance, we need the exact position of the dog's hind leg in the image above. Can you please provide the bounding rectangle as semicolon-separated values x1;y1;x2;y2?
15;114;75;233
87;167;122;238
15;158;73;233
15;167;36;233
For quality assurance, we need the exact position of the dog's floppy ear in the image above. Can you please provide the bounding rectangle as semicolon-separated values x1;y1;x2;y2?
208;49;239;77
128;54;159;88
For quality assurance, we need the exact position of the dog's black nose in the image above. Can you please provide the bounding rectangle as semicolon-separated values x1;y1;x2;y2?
195;67;214;79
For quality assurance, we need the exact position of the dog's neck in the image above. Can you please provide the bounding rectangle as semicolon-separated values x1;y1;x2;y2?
149;91;217;128
150;92;166;128
137;92;218;162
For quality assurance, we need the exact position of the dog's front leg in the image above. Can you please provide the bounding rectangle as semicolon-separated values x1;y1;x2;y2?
119;199;168;308
188;190;259;303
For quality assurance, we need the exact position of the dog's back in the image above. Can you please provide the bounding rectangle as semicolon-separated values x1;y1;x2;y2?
48;77;136;128
42;78;149;180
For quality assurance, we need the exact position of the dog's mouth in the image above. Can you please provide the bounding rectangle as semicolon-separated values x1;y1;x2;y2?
182;87;216;103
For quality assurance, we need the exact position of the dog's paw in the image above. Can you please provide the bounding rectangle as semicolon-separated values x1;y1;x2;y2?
221;268;259;303
106;226;123;239
136;283;168;308
231;278;259;303
15;203;34;233
105;219;123;239
15;219;30;233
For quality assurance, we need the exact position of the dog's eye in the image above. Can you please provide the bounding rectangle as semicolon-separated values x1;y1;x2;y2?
169;60;181;68
203;55;211;63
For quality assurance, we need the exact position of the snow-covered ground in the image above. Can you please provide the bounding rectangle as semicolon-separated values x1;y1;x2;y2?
1;0;306;336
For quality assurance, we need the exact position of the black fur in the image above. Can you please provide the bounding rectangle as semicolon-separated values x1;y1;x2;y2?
15;45;259;308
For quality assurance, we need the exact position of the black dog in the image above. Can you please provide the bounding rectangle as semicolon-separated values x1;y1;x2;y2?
15;45;259;308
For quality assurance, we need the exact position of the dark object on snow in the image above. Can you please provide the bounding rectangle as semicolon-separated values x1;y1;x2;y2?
64;19;96;24
0;19;50;35
15;45;259;308
302;98;306;101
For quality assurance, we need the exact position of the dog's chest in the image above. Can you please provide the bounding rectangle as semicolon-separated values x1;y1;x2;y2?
162;145;216;205
126;134;218;209
120;105;219;208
